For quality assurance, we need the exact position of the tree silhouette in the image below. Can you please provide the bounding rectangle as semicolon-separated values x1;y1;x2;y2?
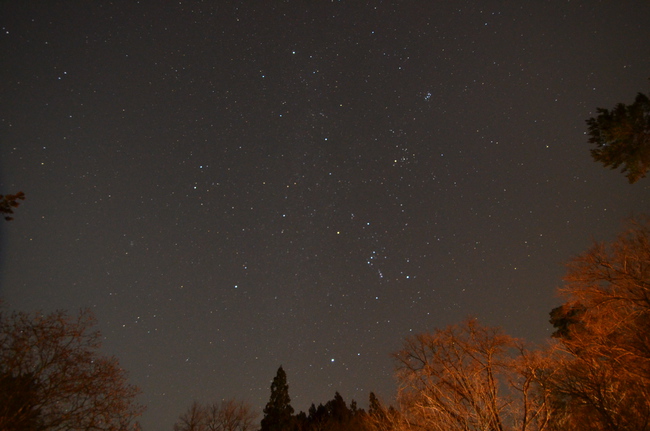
325;392;351;424
0;371;41;430
261;366;295;431
174;399;257;431
0;191;25;221
0;308;143;430
587;91;650;183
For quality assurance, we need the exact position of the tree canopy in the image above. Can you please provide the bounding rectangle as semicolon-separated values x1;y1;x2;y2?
587;91;650;183
547;217;650;430
394;319;552;431
0;308;144;431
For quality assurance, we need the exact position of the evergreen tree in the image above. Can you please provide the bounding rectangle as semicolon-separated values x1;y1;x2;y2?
349;399;358;415
368;392;381;416
587;91;650;183
325;392;351;424
261;366;295;431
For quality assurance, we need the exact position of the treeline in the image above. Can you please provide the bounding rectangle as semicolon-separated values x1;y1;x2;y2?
173;365;395;431
1;218;649;431
173;217;650;431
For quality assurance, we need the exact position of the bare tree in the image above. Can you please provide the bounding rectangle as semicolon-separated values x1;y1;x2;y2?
208;399;258;431
174;401;206;431
174;399;258;431
548;217;650;430
394;318;552;431
0;308;144;431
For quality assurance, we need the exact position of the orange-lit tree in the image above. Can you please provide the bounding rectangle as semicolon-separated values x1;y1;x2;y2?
361;392;404;431
393;319;553;431
0;308;144;431
548;217;650;430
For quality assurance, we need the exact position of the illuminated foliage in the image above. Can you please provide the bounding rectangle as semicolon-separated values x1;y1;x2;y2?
362;392;404;431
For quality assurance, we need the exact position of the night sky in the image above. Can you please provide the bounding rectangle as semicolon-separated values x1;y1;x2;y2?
1;1;649;430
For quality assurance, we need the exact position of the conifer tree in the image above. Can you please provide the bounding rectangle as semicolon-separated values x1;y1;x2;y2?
261;366;295;431
587;91;650;183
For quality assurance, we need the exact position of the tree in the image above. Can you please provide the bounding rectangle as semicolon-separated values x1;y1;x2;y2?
261;366;295;431
548;302;585;340
173;399;258;431
547;217;650;430
363;392;403;431
294;393;371;431
587;91;650;183
0;191;25;221
208;399;257;431
324;392;352;425
0;371;41;430
302;403;327;431
174;401;205;431
393;318;553;431
0;308;144;430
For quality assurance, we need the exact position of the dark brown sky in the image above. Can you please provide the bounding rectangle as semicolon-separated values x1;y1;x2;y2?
1;1;649;429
